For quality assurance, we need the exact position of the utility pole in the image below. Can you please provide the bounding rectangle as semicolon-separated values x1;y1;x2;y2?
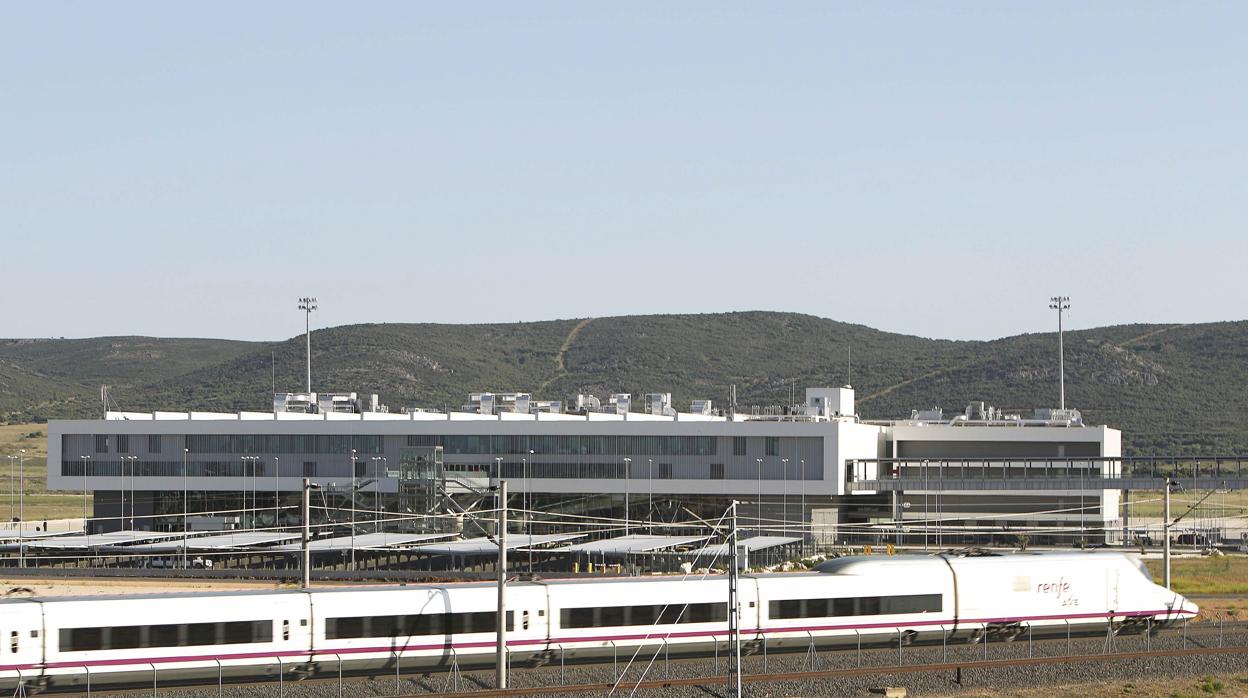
727;500;742;698
297;297;318;394
182;448;189;569
17;450;24;568
496;480;508;689
1049;296;1071;410
1163;477;1172;589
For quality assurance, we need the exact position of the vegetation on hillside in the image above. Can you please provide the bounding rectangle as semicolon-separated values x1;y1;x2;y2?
2;313;1246;455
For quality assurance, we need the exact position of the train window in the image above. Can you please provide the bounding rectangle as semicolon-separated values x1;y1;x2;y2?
149;625;180;648
60;628;103;652
9;631;17;653
187;623;216;646
300;619;308;627
111;627;141;650
326;611;509;640
559;603;726;629
282;620;290;641
769;594;942;620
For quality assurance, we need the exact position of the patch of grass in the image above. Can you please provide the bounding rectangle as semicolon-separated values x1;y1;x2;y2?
1145;556;1248;595
0;424;84;521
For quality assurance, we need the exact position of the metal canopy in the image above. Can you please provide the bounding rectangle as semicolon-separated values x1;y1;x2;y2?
688;536;802;557
116;531;300;552
268;532;455;552
409;533;582;556
555;534;711;555
25;530;187;550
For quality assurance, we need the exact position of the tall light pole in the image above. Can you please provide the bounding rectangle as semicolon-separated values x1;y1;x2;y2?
495;480;508;689
183;448;189;568
756;458;763;529
781;458;789;536
799;459;806;550
273;456;280;530
350;448;357;570
1049;296;1071;410
121;455;137;530
18;449;24;568
80;455;91;533
647;458;653;527
297;296;318;394
623;458;632;535
7;455;15;523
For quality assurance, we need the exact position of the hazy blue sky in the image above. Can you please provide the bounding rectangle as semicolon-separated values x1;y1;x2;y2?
2;3;1244;342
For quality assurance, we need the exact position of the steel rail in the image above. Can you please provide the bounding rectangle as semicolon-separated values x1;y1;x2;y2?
405;644;1248;698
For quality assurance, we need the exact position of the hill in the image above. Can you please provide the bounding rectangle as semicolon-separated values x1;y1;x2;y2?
2;313;1246;455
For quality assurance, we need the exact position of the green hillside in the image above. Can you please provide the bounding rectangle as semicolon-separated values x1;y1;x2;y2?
2;313;1246;454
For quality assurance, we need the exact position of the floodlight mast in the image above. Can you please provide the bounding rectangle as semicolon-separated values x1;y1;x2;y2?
297;297;318;394
1049;296;1071;410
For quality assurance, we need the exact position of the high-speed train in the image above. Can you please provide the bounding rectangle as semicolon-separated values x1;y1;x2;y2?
0;552;1194;691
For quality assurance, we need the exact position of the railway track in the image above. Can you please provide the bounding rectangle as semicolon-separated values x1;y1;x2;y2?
412;645;1248;697
53;621;1248;698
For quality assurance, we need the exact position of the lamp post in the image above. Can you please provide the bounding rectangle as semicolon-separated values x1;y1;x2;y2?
371;457;387;533
526;449;534;534
80;455;91;534
6;455;15;523
756;458;763;529
297;297;317;394
183;448;189;568
647;458;653;527
350;449;357;570
273;456;279;530
241;456;259;531
1049;296;1071;410
799;459;806;550
121;455;137;530
623;458;632;535
18;449;24;568
781;458;789;536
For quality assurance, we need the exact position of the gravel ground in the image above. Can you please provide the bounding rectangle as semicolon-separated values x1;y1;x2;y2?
56;624;1248;698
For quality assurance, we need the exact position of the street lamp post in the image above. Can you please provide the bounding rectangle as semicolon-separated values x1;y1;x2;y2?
18;449;24;568
623;458;632;535
799;459;806;550
297;297;317;394
756;458;763;529
647;458;653;527
7;455;15;523
121;455;138;530
79;454;91;534
526;449;534;535
273;456;279;530
350;449;357;570
183;448;189;568
781;458;789;536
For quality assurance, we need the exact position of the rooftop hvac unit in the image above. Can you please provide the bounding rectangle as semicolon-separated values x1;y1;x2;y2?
644;392;674;416
574;394;601;413
690;399;713;415
609;393;632;415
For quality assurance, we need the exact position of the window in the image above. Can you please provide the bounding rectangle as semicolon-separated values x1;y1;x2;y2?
325;611;512;640
61;627;102;652
9;631;16;654
768;594;941;620
733;437;747;456
710;463;725;480
560;602;726;629
765;437;779;457
147;435;162;453
116;435;130;453
59;620;273;652
94;435;109;454
303;461;316;477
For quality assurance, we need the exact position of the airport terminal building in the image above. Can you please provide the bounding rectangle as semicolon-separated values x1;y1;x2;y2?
46;387;1122;545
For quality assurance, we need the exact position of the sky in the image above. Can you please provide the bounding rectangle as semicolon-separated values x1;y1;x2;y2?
2;3;1245;342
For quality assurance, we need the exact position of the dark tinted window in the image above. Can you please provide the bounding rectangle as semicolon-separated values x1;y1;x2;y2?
769;594;942;620
560;603;726;629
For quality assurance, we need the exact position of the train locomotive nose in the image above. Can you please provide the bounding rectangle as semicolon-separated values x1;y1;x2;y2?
1177;594;1199;618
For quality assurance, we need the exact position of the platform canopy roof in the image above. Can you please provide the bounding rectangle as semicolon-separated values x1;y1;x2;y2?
554;534;711;555
408;533;582;556
268;532;455;552
113;531;300;553
687;536;802;557
24;530;187;550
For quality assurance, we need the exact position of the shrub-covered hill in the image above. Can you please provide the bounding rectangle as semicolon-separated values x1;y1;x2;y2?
2;313;1245;455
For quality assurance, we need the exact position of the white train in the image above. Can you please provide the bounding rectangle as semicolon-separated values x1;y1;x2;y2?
0;552;1194;691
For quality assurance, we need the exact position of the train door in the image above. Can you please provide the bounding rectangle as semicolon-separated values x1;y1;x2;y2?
1106;568;1120;615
